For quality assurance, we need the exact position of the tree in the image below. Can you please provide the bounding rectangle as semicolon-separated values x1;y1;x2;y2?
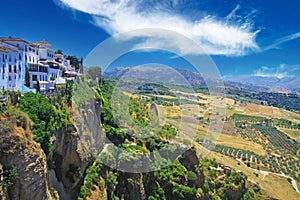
19;93;57;155
55;49;63;54
36;80;40;93
66;55;81;71
107;171;118;200
187;171;197;187
87;66;102;82
65;80;73;105
25;68;30;87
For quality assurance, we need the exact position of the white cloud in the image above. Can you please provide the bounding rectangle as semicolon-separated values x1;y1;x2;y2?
57;0;259;56
253;64;299;78
263;32;300;51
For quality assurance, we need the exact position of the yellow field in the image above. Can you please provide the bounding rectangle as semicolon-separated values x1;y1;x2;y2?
216;134;267;156
169;117;267;156
162;102;267;156
233;103;300;123
154;90;300;199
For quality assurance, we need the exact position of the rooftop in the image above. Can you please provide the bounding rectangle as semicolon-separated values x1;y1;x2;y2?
0;47;9;53
36;41;51;47
0;37;29;43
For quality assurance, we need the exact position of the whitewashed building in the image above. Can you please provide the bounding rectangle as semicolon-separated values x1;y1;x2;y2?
0;37;79;92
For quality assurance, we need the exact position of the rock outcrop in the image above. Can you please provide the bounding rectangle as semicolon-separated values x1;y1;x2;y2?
180;147;205;189
0;120;55;200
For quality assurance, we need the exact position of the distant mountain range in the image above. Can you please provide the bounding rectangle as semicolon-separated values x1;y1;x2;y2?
104;66;298;94
224;75;300;92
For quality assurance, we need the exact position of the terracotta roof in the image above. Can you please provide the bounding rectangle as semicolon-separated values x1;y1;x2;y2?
0;47;9;53
0;37;29;43
0;46;17;53
0;41;22;51
36;41;51;47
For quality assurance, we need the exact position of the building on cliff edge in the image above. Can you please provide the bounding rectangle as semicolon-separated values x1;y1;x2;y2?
0;37;79;93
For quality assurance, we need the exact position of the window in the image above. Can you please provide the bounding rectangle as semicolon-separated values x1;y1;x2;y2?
14;66;16;73
9;65;12;73
8;76;11;81
32;75;37;81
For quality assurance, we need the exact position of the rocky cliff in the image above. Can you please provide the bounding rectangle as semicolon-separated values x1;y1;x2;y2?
0;112;56;200
49;126;92;200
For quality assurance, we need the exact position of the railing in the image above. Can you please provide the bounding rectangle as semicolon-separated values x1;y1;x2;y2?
28;68;48;73
29;68;38;72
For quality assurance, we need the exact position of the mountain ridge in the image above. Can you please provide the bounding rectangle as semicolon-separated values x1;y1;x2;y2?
103;66;296;94
224;75;300;92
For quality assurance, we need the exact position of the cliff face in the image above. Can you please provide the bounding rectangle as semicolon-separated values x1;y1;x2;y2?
0;164;8;200
0;100;100;200
115;173;145;200
49;126;92;200
0;120;54;200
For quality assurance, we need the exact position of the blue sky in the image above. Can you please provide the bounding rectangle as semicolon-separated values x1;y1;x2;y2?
1;0;299;78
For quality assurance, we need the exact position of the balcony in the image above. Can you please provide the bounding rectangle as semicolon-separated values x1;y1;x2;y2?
49;64;60;69
29;64;48;73
29;68;48;73
29;67;38;72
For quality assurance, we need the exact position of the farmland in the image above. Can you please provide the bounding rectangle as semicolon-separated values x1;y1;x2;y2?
252;124;299;154
107;78;300;198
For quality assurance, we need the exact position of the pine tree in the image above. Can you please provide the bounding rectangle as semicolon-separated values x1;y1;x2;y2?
25;68;30;87
36;80;40;93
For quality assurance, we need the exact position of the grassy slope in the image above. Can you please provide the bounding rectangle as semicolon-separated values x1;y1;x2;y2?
206;151;300;200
